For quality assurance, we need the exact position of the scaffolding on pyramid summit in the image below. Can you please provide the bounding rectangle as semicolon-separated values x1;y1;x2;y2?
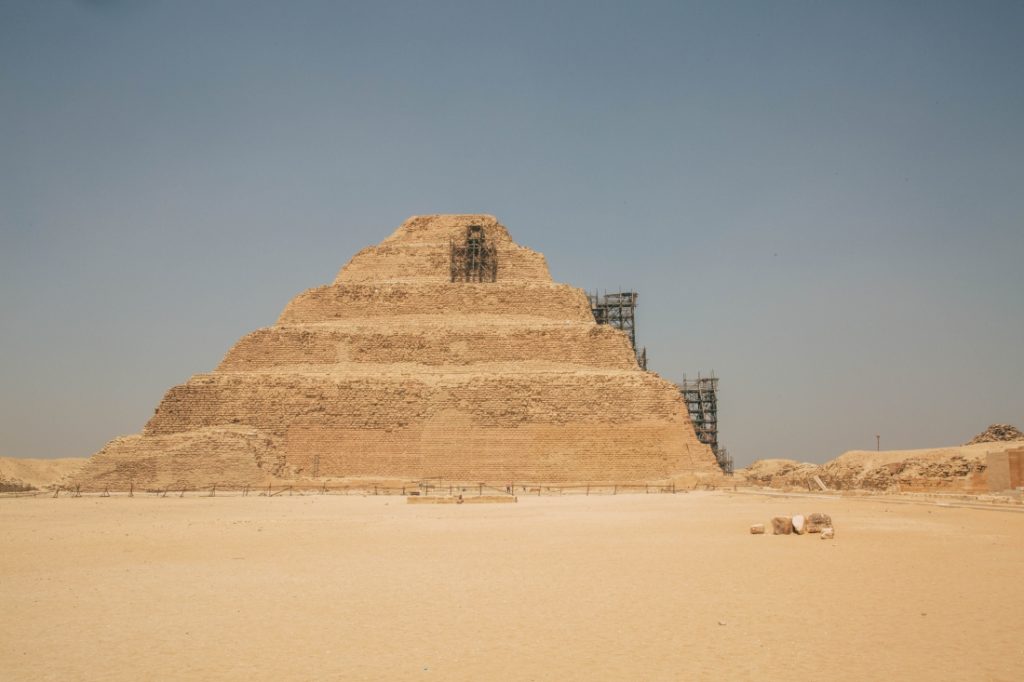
450;224;498;282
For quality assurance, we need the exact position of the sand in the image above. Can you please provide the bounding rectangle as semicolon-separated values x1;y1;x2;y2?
1;492;1021;681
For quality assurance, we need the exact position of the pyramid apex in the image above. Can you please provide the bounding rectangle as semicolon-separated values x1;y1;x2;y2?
334;214;548;285
382;214;509;245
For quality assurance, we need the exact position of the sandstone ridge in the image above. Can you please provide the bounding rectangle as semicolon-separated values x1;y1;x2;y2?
76;215;719;490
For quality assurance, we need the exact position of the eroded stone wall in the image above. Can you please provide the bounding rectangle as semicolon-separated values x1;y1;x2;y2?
217;323;638;371
278;283;593;324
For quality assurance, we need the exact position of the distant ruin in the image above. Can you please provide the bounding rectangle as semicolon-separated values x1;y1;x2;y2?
76;215;719;490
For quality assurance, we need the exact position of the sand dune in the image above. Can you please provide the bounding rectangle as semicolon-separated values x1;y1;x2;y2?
0;456;86;490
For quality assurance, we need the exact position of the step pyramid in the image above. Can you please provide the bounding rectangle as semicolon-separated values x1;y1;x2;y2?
77;215;719;489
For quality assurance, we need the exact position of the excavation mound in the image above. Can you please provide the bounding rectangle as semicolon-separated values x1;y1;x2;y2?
965;423;1024;445
819;442;1020;492
737;459;820;489
742;440;1024;493
76;215;719;490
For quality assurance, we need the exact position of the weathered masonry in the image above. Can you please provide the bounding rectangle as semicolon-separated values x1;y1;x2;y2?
77;215;719;489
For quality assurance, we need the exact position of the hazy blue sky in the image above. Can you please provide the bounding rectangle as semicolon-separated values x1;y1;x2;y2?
2;1;1022;466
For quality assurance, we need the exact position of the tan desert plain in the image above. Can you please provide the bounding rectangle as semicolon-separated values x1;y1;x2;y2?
2;216;1022;681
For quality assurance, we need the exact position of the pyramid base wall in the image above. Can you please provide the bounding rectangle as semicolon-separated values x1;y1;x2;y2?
74;370;721;489
73;427;282;491
285;418;709;483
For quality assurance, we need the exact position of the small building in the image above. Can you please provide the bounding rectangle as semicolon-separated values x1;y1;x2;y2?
986;447;1024;491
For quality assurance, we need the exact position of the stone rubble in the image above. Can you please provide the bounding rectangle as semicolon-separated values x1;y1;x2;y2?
738;439;1024;493
805;512;832;533
965;424;1024;445
757;513;835;539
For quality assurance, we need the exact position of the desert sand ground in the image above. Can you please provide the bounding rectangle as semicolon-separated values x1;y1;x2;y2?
2;492;1021;681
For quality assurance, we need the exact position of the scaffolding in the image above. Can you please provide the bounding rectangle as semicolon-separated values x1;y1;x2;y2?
679;372;732;473
588;290;647;370
449;225;497;282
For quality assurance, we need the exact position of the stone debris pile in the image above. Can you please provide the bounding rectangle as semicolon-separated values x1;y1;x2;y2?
805;512;832;533
739;439;1024;493
965;424;1024;445
757;513;834;538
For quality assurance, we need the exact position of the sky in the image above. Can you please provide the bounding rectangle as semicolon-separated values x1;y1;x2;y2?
2;0;1022;467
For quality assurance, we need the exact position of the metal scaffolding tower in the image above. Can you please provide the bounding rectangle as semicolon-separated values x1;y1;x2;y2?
450;225;498;282
679;372;732;473
588;290;647;370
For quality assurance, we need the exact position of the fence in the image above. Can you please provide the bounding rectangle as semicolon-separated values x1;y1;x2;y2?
5;479;717;499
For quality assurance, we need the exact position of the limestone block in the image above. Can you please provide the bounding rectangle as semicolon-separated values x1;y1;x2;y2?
772;517;793;535
750;524;765;534
821;528;835;539
805;512;832;533
792;514;806;534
